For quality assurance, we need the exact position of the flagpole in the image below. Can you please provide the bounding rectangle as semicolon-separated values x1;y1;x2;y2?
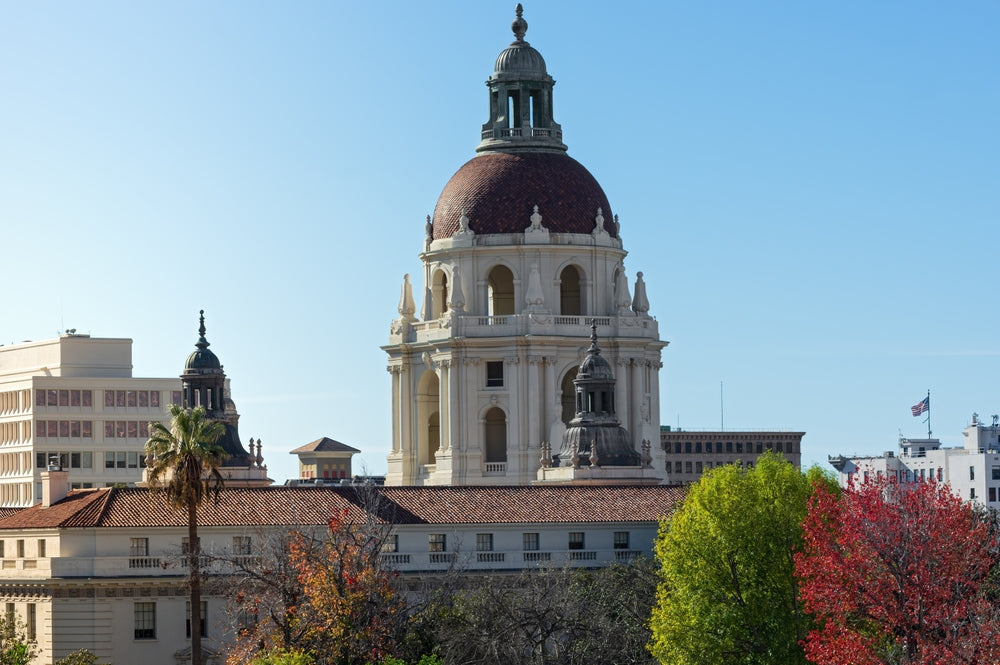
926;389;931;439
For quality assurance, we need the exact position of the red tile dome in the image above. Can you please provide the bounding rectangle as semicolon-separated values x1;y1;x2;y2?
431;152;615;240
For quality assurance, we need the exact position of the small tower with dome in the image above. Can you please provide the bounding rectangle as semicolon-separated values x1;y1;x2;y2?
384;6;667;486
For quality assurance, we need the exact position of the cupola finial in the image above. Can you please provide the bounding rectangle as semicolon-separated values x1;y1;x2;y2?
196;310;210;350
512;4;527;42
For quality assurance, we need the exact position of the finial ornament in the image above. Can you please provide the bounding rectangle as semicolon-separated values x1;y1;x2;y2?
196;310;210;350
512;4;527;42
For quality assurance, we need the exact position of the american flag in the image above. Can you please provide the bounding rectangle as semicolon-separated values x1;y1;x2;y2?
911;396;930;417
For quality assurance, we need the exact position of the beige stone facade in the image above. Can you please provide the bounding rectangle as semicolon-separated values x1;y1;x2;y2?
0;335;180;506
660;429;804;483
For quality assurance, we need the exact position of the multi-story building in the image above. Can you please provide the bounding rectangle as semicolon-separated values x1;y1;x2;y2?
0;334;181;506
661;428;805;483
383;5;667;486
0;479;683;664
829;412;1000;505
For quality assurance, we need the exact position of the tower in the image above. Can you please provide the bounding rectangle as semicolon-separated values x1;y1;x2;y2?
384;6;667;486
169;311;271;487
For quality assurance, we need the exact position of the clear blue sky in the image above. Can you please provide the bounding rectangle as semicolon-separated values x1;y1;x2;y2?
3;2;998;483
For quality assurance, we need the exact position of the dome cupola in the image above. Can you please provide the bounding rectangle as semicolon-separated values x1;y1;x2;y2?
184;310;222;373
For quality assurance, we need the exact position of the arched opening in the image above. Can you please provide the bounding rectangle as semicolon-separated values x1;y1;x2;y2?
432;270;449;319
484;407;507;464
560;265;582;316
561;368;578;425
427;412;440;464
417;371;440;466
487;265;515;316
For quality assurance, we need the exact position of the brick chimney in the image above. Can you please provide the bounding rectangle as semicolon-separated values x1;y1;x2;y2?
41;456;69;507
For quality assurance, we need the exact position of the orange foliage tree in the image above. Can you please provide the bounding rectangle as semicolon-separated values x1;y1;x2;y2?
795;477;1000;664
226;508;406;665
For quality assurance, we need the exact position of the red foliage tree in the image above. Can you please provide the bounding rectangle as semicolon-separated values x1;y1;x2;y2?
795;477;1000;664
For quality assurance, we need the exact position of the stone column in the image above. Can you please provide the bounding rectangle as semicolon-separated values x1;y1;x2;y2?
544;357;556;428
388;366;401;453
615;357;630;432
630;358;643;443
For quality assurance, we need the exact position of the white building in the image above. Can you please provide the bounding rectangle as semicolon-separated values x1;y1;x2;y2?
0;334;181;506
830;413;1000;505
384;5;667;486
0;481;683;664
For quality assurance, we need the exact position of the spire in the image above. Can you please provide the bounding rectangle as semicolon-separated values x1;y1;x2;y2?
478;5;566;153
196;309;209;350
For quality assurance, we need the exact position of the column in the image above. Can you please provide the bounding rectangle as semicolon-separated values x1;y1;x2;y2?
630;358;643;442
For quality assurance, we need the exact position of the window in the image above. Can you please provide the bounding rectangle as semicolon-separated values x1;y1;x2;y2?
476;534;493;552
134;602;156;639
736;442;743;453
130;538;149;557
971;466;976;481
429;534;446;552
486;361;504;388
664;461;672;474
991;487;997;503
613;532;630;549
523;533;539;551
695;462;703;474
971;488;977;500
171;391;182;405
568;532;584;550
685;461;692;474
182;537;201;555
4;603;12;620
26;604;35;640
684;442;691;453
674;442;681;454
726;442;733;453
0;541;4;558
16;540;24;558
993;466;1000;481
695;442;702;453
233;536;252;555
37;540;45;558
186;601;207;638
382;534;398;553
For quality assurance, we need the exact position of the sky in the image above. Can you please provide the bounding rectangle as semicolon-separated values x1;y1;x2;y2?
2;2;998;483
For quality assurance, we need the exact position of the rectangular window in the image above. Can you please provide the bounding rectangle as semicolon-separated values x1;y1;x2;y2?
736;442;743;453
127;391;137;408
232;536;252;555
664;461;672;474
991;488;997;503
70;390;81;407
82;390;92;408
36;390;45;407
82;421;92;438
382;534;398;553
685;461;692;474
47;421;58;438
105;452;115;469
613;532;629;549
971;488;977;500
59;420;69;438
37;540;45;558
150;391;160;408
476;533;493;552
971;466;976;481
523;533;539;551
186;601;207;638
139;421;149;438
16;540;24;558
726;442;733;453
130;538;149;557
116;391;126;408
695;442;702;453
684;441;691;453
26;604;35;640
105;391;114;408
171;391;182;406
182;537;201;555
116;421;127;438
117;451;127;469
127;452;139;469
486;361;504;387
81;452;92;469
695;462;703;474
568;532;585;550
70;421;81;438
134;602;156;639
428;534;446;552
36;453;46;469
138;391;149;408
36;421;45;438
0;541;4;558
127;421;138;438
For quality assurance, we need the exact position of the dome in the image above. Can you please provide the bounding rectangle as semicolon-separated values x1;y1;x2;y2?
578;350;614;381
184;347;221;371
494;42;547;79
431;152;615;239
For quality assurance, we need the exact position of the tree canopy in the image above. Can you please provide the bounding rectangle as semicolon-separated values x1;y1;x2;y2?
795;477;1000;664
649;454;831;665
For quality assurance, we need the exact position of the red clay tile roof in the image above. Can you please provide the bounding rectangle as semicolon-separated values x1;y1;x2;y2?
0;485;685;531
289;437;361;454
431;152;615;239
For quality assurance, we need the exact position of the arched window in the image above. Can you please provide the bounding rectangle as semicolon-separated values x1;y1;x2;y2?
487;265;515;316
561;368;578;425
484;407;507;463
560;265;582;315
417;371;440;465
432;270;449;319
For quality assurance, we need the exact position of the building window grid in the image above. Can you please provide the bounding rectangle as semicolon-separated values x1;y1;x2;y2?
568;532;585;550
476;533;494;552
232;536;252;555
428;534;446;552
186;600;208;638
130;538;149;557
134;602;156;640
523;533;539;551
613;532;629;549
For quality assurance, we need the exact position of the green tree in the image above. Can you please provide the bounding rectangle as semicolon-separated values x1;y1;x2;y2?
0;612;36;665
649;454;831;665
145;405;227;665
54;650;107;665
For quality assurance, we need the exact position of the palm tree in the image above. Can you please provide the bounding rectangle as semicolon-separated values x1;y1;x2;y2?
145;404;228;665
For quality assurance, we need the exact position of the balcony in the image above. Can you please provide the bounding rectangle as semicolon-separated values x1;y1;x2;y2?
407;313;658;345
